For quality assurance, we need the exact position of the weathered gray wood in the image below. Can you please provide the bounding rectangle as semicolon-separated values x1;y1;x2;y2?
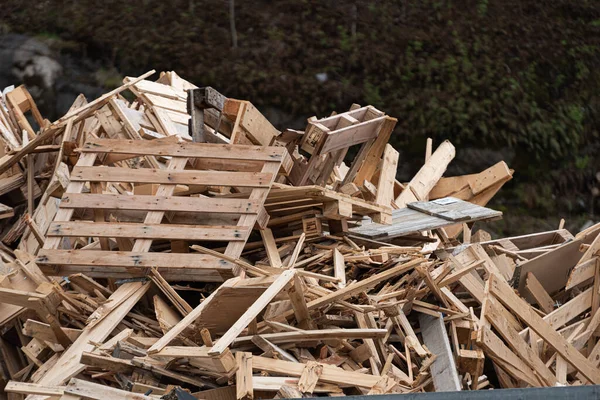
351;197;502;241
419;314;461;392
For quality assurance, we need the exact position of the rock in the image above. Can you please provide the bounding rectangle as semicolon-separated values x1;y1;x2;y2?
0;34;106;120
0;34;62;117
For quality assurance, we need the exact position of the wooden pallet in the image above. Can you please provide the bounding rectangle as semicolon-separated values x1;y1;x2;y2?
36;138;288;281
289;105;394;187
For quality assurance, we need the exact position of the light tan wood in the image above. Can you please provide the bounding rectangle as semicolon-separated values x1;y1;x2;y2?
525;272;555;313
236;352;253;400
261;228;283;268
210;270;296;354
395;140;455;207
252;356;381;388
489;274;600;384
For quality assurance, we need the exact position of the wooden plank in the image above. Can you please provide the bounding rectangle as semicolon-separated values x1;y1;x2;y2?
418;314;461;392
488;273;600;384
352;117;397;186
23;319;82;344
260;228;282;268
525;272;555;313
236;352;253;400
484;295;556;386
60;193;260;214
251;356;381;388
65;378;152;400
333;248;346;288
298;257;423;315
469;161;512;195
80;138;286;161
5;381;65;397
71;166;272;187
567;257;597;290
577;231;600;267
232;328;388;345
47;221;249;241
287;274;314;330
407;199;470;222
37;249;234;277
476;327;541;386
395;140;455;207
238;101;280;146
320;116;386;154
209;270;296;354
374;144;399;208
430;161;512;200
520;287;592;338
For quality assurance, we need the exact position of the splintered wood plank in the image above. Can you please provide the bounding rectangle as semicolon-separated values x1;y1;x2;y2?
251;356;381;388
577;231;600;267
131;78;185;99
352;117;397;186
64;378;152;400
520;287;593;338
525;272;555;313
395;140;455;207
430;161;512;200
469;161;512;195
80;139;287;161
60;193;260;214
333;248;346;288
209;270;296;355
147;279;241;354
23;320;82;344
287;274;314;329
232;100;280;146
260;228;282;268
236;352;253;400
488;274;600;384
34;282;150;387
567;257;597;290
418;314;461;392
354;312;383;373
47;221;250;241
37;249;234;277
5;381;66;397
484;295;556;386
302;257;423;313
71;166;273;187
375;144;399;208
233;329;388;345
476;327;542;387
298;361;323;394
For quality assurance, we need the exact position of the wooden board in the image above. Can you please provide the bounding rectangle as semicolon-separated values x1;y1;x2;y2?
350;197;502;241
419;314;461;392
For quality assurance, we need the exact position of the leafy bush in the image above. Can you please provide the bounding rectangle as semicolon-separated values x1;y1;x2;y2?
1;0;600;217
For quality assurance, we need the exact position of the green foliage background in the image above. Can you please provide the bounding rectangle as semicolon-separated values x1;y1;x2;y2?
1;0;599;232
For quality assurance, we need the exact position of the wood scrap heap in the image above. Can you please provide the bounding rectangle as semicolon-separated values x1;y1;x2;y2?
0;70;598;400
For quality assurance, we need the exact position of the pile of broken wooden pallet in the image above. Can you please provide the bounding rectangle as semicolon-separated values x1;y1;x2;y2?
0;70;598;400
